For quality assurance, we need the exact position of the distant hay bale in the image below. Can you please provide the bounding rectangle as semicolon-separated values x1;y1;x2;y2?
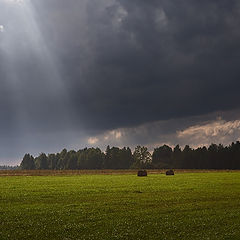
137;170;147;177
166;169;174;175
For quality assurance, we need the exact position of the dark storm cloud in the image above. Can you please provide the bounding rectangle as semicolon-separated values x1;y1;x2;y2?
1;0;240;163
31;0;240;130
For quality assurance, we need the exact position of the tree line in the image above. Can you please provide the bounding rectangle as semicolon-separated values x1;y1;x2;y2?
20;142;240;170
0;165;19;170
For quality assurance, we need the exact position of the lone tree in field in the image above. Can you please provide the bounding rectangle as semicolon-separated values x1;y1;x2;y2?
132;146;152;169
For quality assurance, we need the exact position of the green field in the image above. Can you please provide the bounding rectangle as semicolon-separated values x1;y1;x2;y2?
1;172;240;240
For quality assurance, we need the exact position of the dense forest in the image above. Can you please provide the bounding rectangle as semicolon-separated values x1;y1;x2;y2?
20;142;240;170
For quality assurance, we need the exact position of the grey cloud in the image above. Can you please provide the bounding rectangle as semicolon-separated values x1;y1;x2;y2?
1;0;240;163
50;0;240;130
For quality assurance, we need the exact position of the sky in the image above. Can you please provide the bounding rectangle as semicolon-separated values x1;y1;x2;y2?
1;0;240;165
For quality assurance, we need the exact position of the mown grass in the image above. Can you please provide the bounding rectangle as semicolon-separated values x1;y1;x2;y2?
1;172;240;239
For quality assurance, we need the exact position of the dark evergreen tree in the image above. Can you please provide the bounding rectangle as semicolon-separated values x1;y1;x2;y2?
48;153;57;170
152;145;173;168
35;153;48;170
172;145;182;168
182;145;193;169
20;154;35;170
66;150;78;169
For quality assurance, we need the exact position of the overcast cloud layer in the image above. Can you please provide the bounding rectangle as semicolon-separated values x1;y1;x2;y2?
1;0;240;164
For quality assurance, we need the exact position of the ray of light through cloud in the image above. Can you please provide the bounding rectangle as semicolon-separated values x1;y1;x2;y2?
0;0;75;163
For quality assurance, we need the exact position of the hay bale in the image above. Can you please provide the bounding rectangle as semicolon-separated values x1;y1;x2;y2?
137;170;147;177
166;169;174;175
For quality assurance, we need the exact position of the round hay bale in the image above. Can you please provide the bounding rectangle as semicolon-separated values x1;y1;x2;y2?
137;170;147;177
166;169;174;175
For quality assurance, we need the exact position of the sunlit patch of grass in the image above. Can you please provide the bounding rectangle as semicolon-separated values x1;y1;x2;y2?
1;172;240;239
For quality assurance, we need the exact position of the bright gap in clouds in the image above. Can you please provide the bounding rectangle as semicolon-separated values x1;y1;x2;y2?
86;115;240;151
177;118;240;147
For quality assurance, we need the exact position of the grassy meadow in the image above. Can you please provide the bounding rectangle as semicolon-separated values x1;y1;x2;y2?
1;171;240;239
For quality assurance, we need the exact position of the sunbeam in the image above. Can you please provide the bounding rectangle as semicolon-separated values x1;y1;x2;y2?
0;0;74;158
0;0;72;128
